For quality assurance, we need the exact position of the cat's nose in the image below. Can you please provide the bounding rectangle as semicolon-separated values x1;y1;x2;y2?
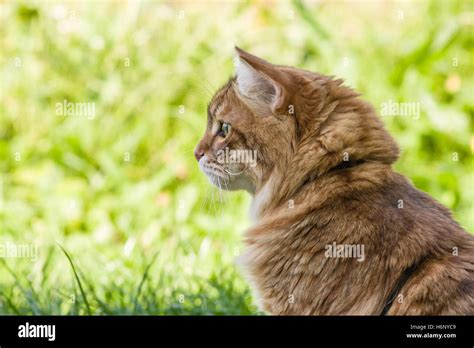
194;149;204;162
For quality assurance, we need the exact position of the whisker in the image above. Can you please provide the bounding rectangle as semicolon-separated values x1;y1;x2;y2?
223;164;251;176
210;181;217;214
168;114;202;133
200;180;213;213
217;176;222;215
189;77;215;98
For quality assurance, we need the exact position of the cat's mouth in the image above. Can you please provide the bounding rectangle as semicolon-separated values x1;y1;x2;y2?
198;154;256;193
198;155;232;190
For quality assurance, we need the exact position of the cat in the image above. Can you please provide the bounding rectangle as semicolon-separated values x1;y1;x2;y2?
194;47;474;315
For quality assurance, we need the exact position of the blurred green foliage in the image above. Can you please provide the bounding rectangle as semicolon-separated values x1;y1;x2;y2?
0;0;472;314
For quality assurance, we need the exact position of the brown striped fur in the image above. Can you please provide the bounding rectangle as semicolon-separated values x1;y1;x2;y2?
194;47;474;315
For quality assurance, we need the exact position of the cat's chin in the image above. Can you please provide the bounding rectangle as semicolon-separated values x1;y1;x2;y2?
206;173;231;189
199;156;255;193
206;173;254;193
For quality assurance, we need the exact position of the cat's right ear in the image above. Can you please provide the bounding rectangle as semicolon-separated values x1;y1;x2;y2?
234;47;290;115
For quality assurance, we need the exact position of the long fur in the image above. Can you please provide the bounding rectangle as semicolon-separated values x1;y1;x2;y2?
195;48;474;315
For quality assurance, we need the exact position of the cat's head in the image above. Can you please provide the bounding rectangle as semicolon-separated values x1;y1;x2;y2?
195;47;399;196
194;47;298;193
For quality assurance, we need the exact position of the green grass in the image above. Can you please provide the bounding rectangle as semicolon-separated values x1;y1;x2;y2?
0;0;472;315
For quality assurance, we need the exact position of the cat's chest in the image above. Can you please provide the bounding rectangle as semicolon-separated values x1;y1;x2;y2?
236;237;382;315
235;242;327;314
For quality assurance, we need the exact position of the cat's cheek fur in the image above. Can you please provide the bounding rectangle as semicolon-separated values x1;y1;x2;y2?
198;156;256;193
228;175;255;193
249;178;274;221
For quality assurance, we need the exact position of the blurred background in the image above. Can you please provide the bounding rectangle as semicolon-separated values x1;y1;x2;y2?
0;0;472;314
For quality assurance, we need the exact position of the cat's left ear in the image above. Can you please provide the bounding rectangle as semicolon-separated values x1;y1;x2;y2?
234;47;291;115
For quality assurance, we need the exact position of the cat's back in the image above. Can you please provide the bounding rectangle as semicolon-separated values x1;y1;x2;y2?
328;168;474;314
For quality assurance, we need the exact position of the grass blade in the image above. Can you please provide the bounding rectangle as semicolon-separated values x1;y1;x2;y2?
58;244;92;315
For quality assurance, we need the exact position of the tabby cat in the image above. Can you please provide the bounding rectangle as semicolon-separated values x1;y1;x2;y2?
194;47;474;315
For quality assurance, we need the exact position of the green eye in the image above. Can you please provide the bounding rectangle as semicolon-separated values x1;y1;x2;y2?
220;122;231;137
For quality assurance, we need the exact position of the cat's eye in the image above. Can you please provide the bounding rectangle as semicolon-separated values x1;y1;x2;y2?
219;122;231;137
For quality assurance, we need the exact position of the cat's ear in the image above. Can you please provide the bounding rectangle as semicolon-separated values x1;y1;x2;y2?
234;47;290;115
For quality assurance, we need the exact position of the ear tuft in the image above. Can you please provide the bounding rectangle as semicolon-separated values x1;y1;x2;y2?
235;58;276;104
233;47;290;115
